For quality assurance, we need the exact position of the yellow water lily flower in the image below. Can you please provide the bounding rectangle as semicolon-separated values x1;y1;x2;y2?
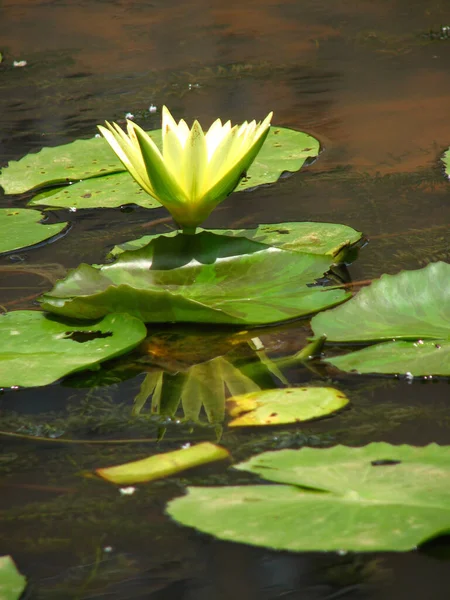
98;107;273;232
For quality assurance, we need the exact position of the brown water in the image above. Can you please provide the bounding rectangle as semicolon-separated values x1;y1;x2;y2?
0;0;450;598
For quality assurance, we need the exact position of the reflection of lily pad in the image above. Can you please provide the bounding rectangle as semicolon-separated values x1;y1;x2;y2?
110;222;363;259
39;232;350;325
311;262;450;376
167;443;450;552
1;127;319;209
227;387;348;426
0;555;26;600
0;208;68;254
0;311;147;388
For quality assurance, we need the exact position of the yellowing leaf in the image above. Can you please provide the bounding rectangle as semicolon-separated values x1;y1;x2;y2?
226;387;348;427
96;442;230;484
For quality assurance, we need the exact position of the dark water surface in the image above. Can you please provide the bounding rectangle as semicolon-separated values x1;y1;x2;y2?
1;0;450;598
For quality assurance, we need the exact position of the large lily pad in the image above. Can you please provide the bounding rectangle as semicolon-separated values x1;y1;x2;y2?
0;556;26;600
310;262;450;376
110;222;363;259
0;130;161;194
167;443;450;552
227;387;349;426
29;173;161;210
39;232;350;325
0;208;68;254
1;127;319;209
0;311;147;388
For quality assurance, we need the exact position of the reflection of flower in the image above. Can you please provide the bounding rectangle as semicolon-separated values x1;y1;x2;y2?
133;357;262;425
98;107;272;232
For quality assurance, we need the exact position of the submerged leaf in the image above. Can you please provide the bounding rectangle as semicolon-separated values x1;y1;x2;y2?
0;556;26;600
0;208;68;254
39;232;350;325
227;387;348;426
0;311;147;388
167;443;450;552
96;442;230;484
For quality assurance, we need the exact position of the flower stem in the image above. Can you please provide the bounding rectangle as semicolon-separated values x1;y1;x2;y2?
182;226;197;235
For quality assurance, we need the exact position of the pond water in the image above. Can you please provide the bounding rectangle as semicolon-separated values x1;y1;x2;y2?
1;0;450;597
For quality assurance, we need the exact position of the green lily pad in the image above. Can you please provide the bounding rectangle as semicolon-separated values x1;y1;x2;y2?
0;311;147;388
0;130;161;195
0;556;26;600
39;232;350;325
29;173;161;210
227;387;349;426
311;262;450;342
310;262;450;376
1;127;319;210
110;222;362;259
327;339;450;376
167;443;450;552
0;208;68;254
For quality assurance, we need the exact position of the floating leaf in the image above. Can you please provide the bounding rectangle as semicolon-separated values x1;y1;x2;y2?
0;208;68;254
311;262;450;342
96;442;230;484
311;262;450;376
167;443;450;552
0;556;26;600
326;340;450;376
29;173;161;210
0;311;147;388
39;232;350;325
0;131;161;194
1;128;318;209
227;387;348;426
110;222;362;259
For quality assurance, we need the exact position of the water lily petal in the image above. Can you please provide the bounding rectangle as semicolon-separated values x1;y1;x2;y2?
205;119;231;160
181;120;208;200
132;122;188;207
98;123;154;195
201;120;271;210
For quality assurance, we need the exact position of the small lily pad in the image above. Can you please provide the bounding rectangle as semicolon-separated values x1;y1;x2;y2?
0;311;147;388
0;556;26;600
227;387;349;426
96;442;230;484
110;222;363;259
39;232;350;325
0;208;68;254
167;443;450;552
311;262;450;376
